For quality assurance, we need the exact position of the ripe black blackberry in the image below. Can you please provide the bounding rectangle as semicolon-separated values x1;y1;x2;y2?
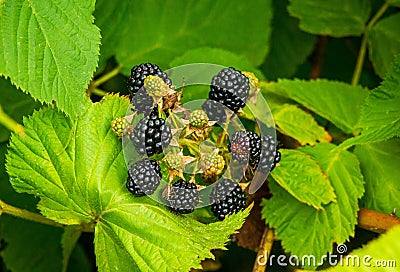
255;135;280;173
209;179;246;221
126;159;162;196
130;112;172;156
201;99;227;123
130;89;154;115
166;180;199;214
209;67;250;113
229;131;261;167
127;63;172;95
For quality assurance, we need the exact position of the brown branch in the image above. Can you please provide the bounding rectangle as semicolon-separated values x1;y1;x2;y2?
309;36;329;79
252;226;275;272
358;208;400;233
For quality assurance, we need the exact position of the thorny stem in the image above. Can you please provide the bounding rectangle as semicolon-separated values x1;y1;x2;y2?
0;105;25;136
252;227;274;272
0;199;95;232
93;65;122;88
351;2;389;86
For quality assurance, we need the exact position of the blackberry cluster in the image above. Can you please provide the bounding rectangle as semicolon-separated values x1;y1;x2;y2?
201;99;227;123
208;67;250;113
130;112;172;156
166;180;199;214
209;179;246;221
127;63;172;95
126;159;162;196
229;131;261;167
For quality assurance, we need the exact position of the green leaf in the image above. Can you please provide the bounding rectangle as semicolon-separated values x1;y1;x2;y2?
6;95;249;271
340;55;400;147
95;201;249;272
94;0;273;74
262;143;364;268
170;47;265;80
323;225;400;271
288;0;371;37
268;79;369;134
271;149;336;210
367;13;400;78
61;228;82;272
262;0;317;79
354;139;400;214
0;0;100;117
0;77;40;143
273;104;331;146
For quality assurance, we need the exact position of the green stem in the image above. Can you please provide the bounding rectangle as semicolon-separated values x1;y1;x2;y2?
91;88;108;97
93;65;122;88
0;105;25;135
0;199;95;232
351;2;389;86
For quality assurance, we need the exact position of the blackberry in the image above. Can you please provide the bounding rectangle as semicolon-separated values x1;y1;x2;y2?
111;117;129;138
166;180;199;214
255;135;280;173
209;179;246;221
201;99;227;123
209;67;250;113
189;110;209;128
127;63;172;95
126;159;162;196
130;113;172;156
229;131;261;167
131;89;154;115
201;152;225;176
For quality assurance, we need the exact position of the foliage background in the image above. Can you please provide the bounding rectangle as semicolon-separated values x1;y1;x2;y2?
0;0;400;271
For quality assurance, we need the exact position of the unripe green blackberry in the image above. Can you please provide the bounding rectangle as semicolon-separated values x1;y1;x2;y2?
111;117;129;138
242;71;259;89
165;153;183;170
189;110;209;128
144;75;169;97
201;152;225;176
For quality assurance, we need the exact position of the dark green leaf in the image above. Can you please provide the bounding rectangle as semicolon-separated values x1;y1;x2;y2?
94;0;273;74
288;0;371;37
262;0;317;79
